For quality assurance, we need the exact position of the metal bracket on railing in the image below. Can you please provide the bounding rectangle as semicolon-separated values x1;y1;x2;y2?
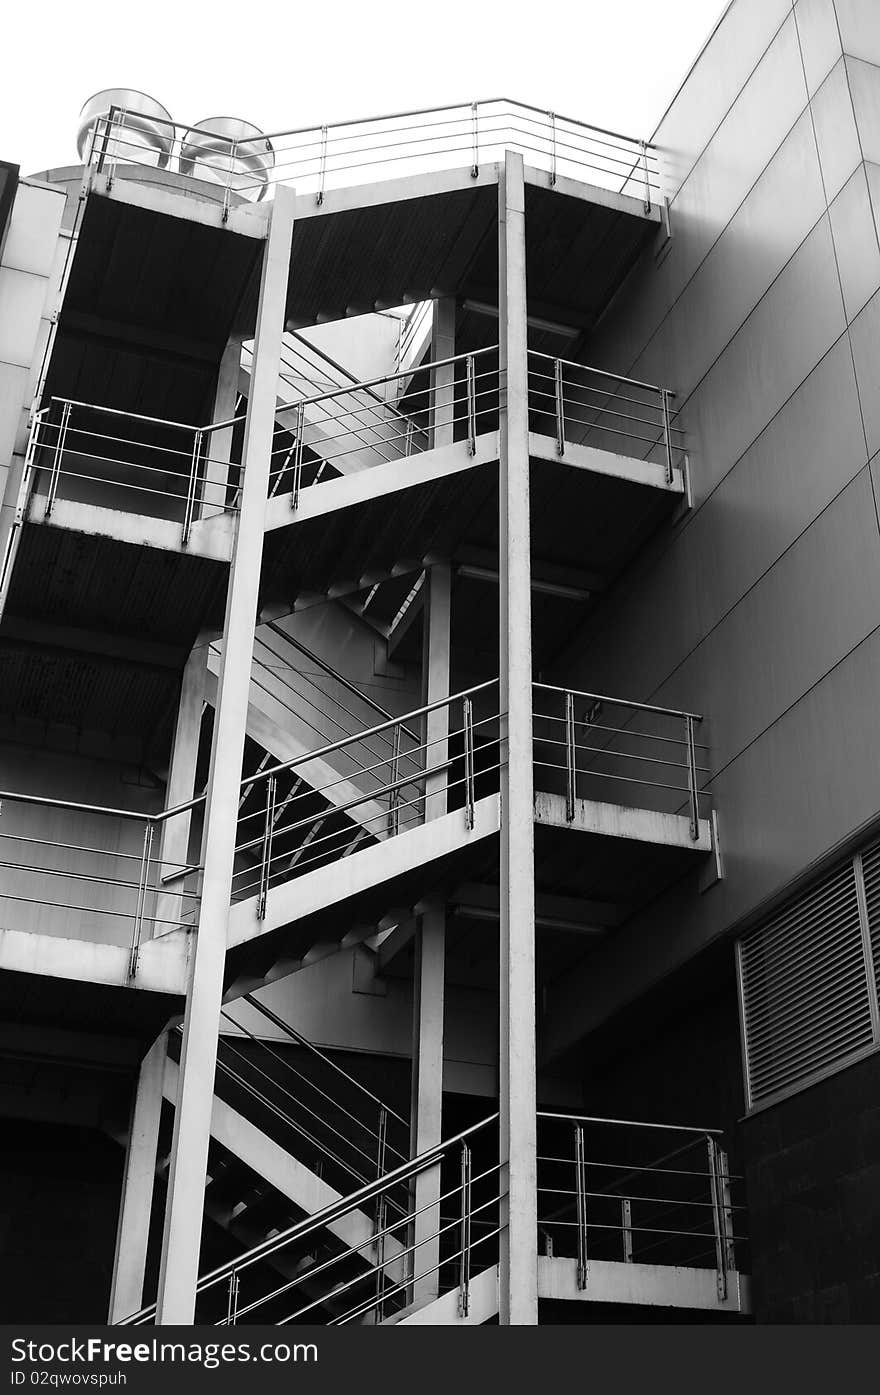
685;715;700;841
181;427;203;546
466;354;477;456
575;1123;588;1290
226;1270;240;1326
129;820;154;981
554;357;565;457
44;400;72;520
470;102;479;179
549;111;557;188
317;126;328;206
290;401;305;510
707;1136;728;1302
256;774;277;920
640;139;651;214
463;696;475;831
661;389;675;486
564;690;576;823
621;1197;633;1262
458;1141;472;1317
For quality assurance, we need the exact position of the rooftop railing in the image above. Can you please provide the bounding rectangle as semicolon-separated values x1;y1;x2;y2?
85;99;661;215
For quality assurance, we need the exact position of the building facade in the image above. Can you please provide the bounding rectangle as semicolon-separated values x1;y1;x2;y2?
1;0;879;1326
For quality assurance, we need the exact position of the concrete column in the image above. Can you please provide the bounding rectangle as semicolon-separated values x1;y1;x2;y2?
409;901;445;1303
155;186;296;1325
497;150;538;1325
108;1032;167;1322
155;638;209;935
201;338;241;518
430;297;456;448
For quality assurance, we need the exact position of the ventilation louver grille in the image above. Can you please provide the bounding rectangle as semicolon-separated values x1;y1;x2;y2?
738;848;880;1110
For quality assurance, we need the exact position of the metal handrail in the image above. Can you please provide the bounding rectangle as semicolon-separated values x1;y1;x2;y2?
276;344;498;415
238;994;409;1129
119;1111;499;1324
533;682;702;723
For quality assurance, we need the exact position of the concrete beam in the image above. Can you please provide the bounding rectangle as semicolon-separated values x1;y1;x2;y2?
529;433;684;495
0;925;189;995
536;1256;751;1313
534;792;712;852
263;432;498;535
24;495;235;562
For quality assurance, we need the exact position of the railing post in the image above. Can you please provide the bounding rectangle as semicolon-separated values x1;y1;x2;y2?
256;774;277;921
107;107;127;189
387;723;401;837
640;139;651;214
44;400;72;519
129;820;155;982
564;690;576;822
554;357;565;457
373;1108;388;1320
290;400;305;510
621;1197;633;1262
466;353;477;455
95;107;117;176
470;102;479;179
661;388;674;485
226;1270;240;1326
222;141;237;225
181;428;203;546
685;715;700;841
707;1135;728;1302
458;1141;472;1317
463;695;475;830
718;1147;736;1276
548;110;557;187
317;125;328;206
405;418;415;457
575;1123;588;1290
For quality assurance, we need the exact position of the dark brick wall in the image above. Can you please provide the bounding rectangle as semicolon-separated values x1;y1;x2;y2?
743;1051;880;1323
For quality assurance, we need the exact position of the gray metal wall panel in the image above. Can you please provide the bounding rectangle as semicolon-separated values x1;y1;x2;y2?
796;0;845;95
828;164;880;320
836;0;880;66
811;58;863;199
656;0;794;201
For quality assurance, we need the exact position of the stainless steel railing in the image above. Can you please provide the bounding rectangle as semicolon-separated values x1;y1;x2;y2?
267;346;501;507
85;98;661;214
230;679;503;915
119;1111;502;1326
22;397;244;544
536;1113;747;1300
0;789;201;977
532;682;709;839
528;352;685;482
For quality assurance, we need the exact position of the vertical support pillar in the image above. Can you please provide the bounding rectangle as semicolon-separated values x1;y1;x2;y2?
409;902;446;1303
155;186;296;1325
201;337;241;518
155;638;209;936
497;150;538;1325
430;297;456;449
108;1032;167;1322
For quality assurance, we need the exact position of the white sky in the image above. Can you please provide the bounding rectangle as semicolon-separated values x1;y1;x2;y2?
2;0;728;178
